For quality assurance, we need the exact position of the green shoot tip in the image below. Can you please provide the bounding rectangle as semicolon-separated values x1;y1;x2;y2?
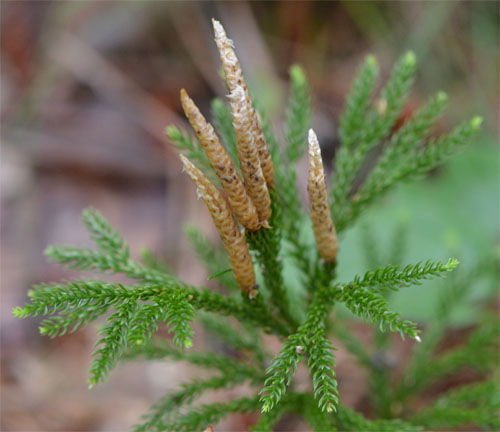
290;65;306;85
165;125;181;139
365;54;377;68
470;116;483;130
12;307;24;318
87;377;98;389
211;98;224;109
436;91;448;103
326;405;335;413
184;339;193;349
403;51;417;67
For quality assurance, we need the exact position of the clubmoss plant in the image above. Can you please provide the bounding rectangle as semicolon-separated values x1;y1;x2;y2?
14;19;498;432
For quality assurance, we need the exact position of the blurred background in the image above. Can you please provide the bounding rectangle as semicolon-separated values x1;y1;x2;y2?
1;1;498;430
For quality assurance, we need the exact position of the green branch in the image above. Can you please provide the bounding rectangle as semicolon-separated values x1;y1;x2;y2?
333;404;422;432
89;300;137;387
339;116;482;231
331;51;417;228
199;314;266;364
410;380;499;430
339;54;379;149
257;84;309;278
351;258;459;294
260;284;339;414
166;125;219;185
285;65;312;162
259;333;304;413
125;339;262;378
211;98;240;173
136;373;262;432
247;189;296;329
82;208;130;260
185;225;238;292
336;286;420;340
172;396;261;432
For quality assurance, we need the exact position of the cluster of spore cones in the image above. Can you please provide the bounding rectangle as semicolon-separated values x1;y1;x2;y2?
177;19;338;299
